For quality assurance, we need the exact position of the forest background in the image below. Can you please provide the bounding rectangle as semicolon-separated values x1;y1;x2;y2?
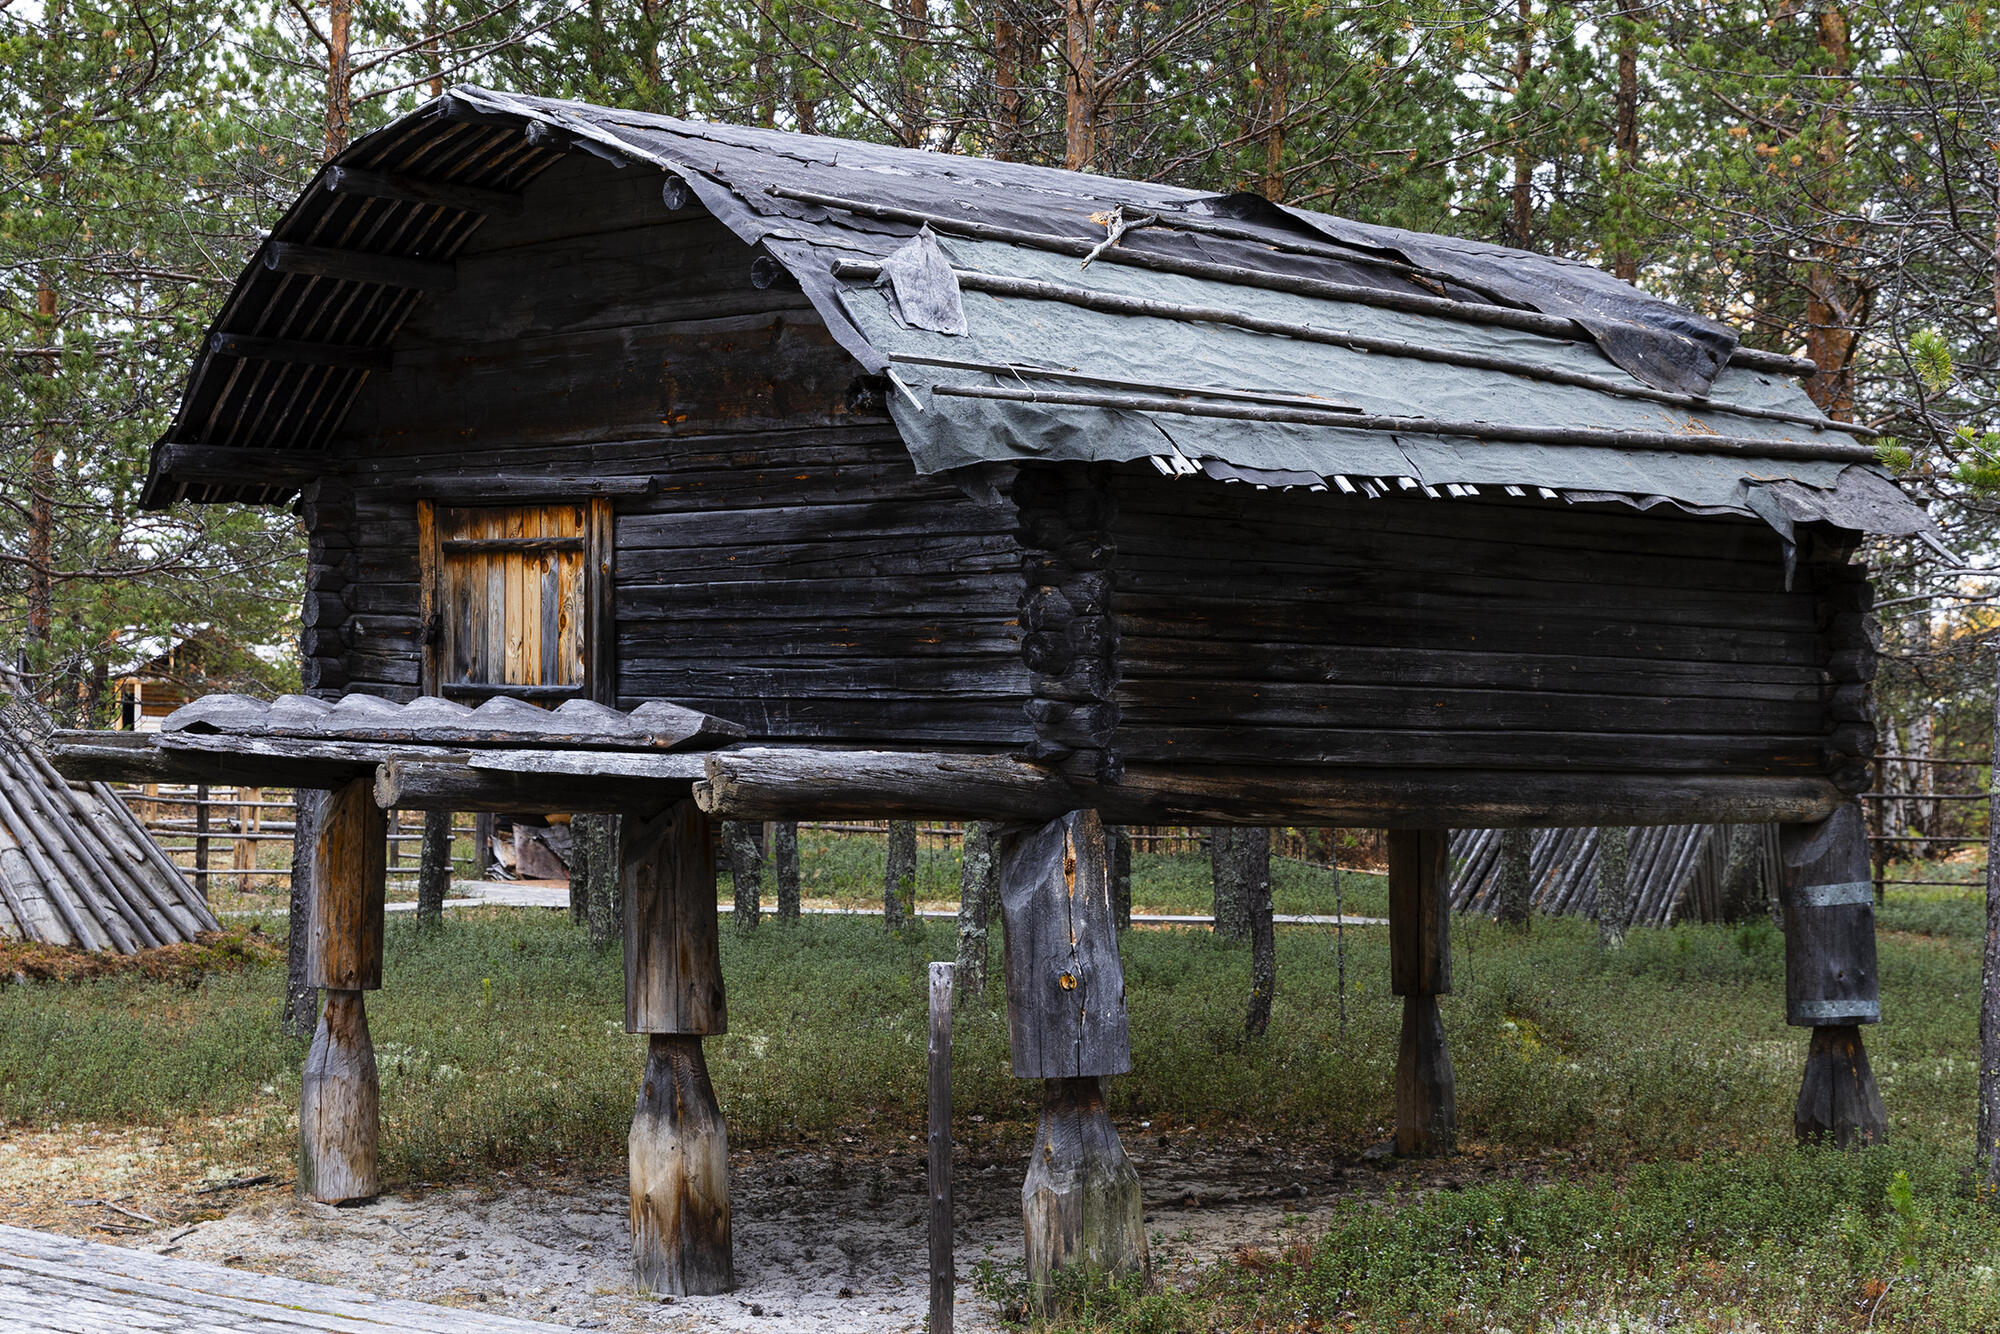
2;0;1998;762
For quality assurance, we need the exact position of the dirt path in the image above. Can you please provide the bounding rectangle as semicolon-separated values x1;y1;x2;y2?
1;1123;1536;1331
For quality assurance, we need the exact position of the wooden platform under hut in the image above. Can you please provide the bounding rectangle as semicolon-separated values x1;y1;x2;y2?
58;85;1934;1302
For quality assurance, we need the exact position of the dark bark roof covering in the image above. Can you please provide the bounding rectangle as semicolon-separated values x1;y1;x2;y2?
162;692;746;750
146;86;1930;536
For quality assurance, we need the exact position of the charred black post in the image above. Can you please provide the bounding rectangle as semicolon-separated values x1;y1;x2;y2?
1779;801;1886;1147
1389;829;1456;1156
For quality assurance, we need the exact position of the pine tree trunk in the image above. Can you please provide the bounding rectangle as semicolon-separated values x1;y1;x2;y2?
1242;828;1275;1035
415;809;452;930
955;822;994;1000
1611;0;1640;281
726;820;761;930
1210;828;1248;940
1062;0;1095;170
1597;826;1631;948
1495;828;1532;929
773;821;800;920
325;0;353;161
884;820;917;932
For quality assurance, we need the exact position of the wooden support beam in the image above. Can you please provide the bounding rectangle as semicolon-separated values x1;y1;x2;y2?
306;778;385;993
630;1035;732;1295
264;242;457;293
999;811;1146;1305
324;164;525;216
999;810;1130;1079
400;474;656;502
209;332;392;373
1021;1077;1148;1312
622;800;731;1293
299;778;385;1204
1780;801;1886;1147
695;749;1844;829
1388;829;1455;1156
300;990;379;1204
375;755;699;815
623;800;726;1035
152;445;326;489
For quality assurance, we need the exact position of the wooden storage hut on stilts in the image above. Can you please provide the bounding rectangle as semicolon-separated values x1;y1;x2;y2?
59;85;1935;1296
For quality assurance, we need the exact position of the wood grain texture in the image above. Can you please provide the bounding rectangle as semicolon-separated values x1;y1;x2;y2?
299;989;380;1204
630;1034;733;1295
1388;829;1450;997
623;799;726;1035
1794;1024;1887;1148
1394;994;1458;1157
998;810;1130;1080
1778;802;1880;1026
1021;1077;1148;1311
928;962;956;1334
306;778;385;992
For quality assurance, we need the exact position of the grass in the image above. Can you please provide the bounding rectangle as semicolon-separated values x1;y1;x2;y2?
0;843;1992;1330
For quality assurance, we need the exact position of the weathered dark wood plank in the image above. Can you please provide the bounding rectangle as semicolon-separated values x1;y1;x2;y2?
998;810;1130;1080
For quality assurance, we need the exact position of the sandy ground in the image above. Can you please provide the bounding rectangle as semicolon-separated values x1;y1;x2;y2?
0;1118;1512;1332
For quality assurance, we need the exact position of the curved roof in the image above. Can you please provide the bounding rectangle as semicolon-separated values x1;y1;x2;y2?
146;86;1929;539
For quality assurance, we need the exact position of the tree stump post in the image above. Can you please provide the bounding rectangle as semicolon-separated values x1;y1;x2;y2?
1388;828;1456;1156
998;810;1147;1309
1779;801;1886;1147
623;799;732;1294
299;777;385;1204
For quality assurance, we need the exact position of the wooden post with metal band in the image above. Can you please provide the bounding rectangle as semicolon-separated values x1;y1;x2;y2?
622;798;733;1294
299;780;387;1204
1779;801;1887;1146
1388;828;1456;1156
997;809;1148;1309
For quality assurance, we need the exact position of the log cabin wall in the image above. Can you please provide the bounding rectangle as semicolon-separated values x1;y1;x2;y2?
308;154;1032;747
1103;467;1874;789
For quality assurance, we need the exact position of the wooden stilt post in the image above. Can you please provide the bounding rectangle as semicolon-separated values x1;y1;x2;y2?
1388;828;1456;1156
998;809;1147;1309
623;799;732;1294
927;962;956;1334
1779;801;1887;1147
299;777;385;1203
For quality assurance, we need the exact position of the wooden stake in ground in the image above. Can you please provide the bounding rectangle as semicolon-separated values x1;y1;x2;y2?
998;809;1147;1309
885;820;917;932
1983;644;2000;1188
623;799;731;1293
299;777;385;1203
1388;828;1455;1156
773;821;800;920
928;962;955;1334
414;809;452;930
1779;801;1886;1147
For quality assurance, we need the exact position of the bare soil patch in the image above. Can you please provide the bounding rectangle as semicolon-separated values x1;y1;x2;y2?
0;1121;1553;1331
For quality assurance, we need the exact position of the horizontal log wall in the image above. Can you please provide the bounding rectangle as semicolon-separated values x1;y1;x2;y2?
1106;469;1867;786
316;155;1029;745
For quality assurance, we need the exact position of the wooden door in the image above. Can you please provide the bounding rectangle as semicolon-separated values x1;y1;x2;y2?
419;500;612;702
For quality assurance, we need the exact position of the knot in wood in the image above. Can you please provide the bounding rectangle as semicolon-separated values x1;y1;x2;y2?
1059;972;1078;991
